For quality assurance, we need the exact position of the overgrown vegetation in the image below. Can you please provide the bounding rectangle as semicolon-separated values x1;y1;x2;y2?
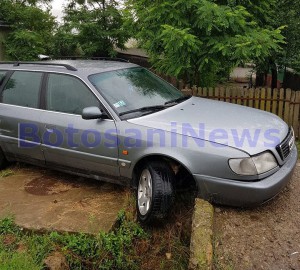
0;190;194;269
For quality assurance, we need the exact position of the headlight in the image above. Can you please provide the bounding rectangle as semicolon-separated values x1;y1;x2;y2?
229;152;277;176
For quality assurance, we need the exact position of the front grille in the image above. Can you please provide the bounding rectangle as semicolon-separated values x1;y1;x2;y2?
276;128;294;161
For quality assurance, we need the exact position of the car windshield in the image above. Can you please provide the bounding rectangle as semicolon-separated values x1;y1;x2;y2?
89;67;184;118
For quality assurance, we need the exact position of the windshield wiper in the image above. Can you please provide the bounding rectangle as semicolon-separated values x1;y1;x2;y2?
119;105;166;116
164;95;192;105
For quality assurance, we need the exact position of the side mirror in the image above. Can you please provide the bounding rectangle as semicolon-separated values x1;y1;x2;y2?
82;107;103;120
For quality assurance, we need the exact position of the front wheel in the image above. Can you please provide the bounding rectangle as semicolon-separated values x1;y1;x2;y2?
136;160;175;224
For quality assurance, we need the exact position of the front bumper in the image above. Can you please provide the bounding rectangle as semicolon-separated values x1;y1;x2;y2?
193;146;298;207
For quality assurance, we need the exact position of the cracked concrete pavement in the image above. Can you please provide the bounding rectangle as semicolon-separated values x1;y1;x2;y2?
0;165;126;234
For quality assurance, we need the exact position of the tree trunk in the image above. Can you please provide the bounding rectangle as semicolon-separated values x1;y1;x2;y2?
271;66;278;89
282;66;287;89
256;72;264;87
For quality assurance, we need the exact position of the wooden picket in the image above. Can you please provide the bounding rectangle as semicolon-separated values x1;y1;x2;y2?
178;85;300;138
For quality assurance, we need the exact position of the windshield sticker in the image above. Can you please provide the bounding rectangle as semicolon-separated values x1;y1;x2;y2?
113;100;126;108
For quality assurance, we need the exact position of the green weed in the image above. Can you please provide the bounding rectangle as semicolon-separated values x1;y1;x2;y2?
0;169;14;178
0;211;147;270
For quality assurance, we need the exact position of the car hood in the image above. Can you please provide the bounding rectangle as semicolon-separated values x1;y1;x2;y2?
127;96;288;155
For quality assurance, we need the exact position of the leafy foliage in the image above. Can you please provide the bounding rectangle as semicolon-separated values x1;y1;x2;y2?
0;217;20;235
60;0;130;57
127;0;284;86
0;0;55;60
52;24;81;58
276;0;300;73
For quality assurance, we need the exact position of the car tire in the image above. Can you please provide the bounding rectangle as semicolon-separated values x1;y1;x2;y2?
136;160;175;224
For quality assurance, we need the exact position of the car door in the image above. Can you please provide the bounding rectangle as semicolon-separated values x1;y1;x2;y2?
40;73;120;178
0;70;45;164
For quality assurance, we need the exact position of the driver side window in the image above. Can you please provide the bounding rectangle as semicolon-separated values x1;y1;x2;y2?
46;74;99;115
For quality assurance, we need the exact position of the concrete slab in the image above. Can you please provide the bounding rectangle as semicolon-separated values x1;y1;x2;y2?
189;199;214;270
0;166;127;234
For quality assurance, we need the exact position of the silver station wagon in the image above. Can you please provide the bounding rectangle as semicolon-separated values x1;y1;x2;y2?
0;60;297;223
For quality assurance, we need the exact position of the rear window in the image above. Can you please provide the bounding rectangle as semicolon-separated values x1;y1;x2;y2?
2;71;42;108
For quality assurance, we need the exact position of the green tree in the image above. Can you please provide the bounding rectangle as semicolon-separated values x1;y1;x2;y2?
216;0;277;26
277;0;300;73
0;0;55;60
216;0;280;88
127;0;284;86
61;0;130;57
52;24;81;58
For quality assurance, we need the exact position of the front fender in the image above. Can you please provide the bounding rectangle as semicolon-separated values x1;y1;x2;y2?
115;122;250;180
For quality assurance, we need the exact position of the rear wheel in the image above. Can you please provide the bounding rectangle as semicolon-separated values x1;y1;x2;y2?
136;160;175;224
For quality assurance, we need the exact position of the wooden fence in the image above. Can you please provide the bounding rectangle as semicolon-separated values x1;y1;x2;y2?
179;86;300;138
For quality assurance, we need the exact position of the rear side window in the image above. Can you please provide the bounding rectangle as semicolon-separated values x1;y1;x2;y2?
0;71;7;87
2;71;42;108
46;74;99;115
0;71;6;82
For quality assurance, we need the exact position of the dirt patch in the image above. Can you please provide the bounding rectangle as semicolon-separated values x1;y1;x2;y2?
24;175;80;196
2;234;17;247
44;251;69;270
136;191;195;270
214;163;300;270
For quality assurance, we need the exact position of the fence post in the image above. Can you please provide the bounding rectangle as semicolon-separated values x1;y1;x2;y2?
254;88;260;109
284;89;291;124
208;87;213;99
266;88;272;112
192;85;198;96
220;87;225;102
214;87;220;100
242;88;248;107
237;87;242;105
225;87;231;103
202;87;208;98
198;87;203;97
260;88;266;111
272;88;278;115
289;90;296;127
293;91;300;138
249;88;254;108
278;88;284;119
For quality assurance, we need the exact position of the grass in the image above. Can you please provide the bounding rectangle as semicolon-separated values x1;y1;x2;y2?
0;213;147;270
0;190;194;270
296;140;300;157
0;169;14;178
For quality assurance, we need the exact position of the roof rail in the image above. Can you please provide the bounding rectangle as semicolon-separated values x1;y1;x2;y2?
57;56;130;63
0;61;77;71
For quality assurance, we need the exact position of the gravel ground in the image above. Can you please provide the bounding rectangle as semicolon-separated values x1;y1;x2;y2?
214;162;300;270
